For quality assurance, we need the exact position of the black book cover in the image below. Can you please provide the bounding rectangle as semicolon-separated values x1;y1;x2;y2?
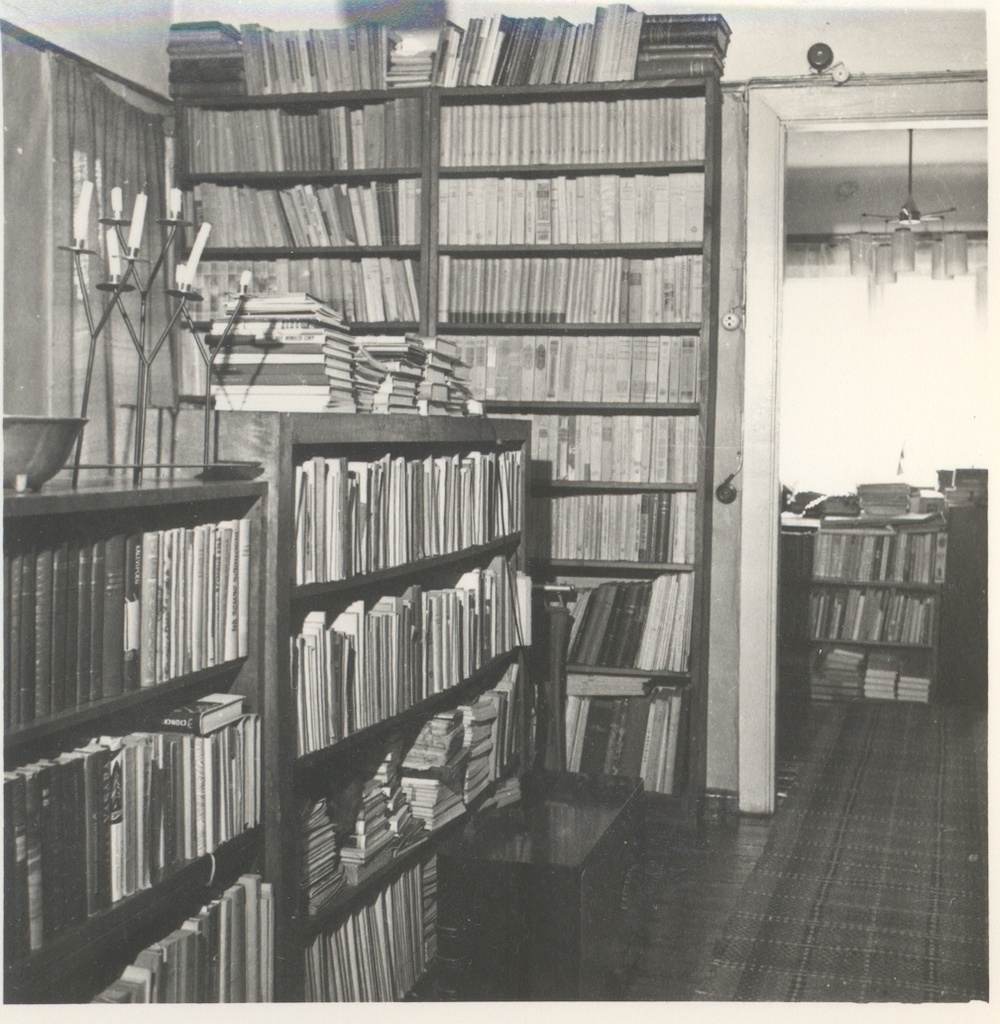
595;583;630;667
578;698;615;774
603;581;645;668
89;538;106;702
603;697;630;774
18;548;37;724
56;753;89;926
102;533;127;698
32;547;54;720
620;694;654;778
78;744;111;916
3;771;31;959
50;540;70;715
17;765;44;950
75;543;93;707
63;538;80;711
8;551;23;727
620;581;652;669
35;759;63;941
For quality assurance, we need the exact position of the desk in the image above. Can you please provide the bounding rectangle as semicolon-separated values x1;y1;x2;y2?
434;771;644;1000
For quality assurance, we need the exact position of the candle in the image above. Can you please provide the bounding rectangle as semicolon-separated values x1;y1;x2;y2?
107;227;122;278
127;192;147;253
183;221;212;285
169;187;183;218
240;270;252;293
176;263;191;288
74;181;93;245
111;187;123;219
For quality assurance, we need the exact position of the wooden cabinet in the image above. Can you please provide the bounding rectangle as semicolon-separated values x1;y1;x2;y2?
3;479;267;1002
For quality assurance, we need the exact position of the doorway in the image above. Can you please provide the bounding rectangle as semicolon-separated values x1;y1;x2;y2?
738;75;987;814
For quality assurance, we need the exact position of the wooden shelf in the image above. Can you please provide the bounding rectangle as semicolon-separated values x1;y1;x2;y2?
436;321;701;335
486;400;700;415
180;168;421;187
438;159;705;179
4;829;262;1004
437;242;702;257
810;577;940;592
4;658;248;753
292;534;522;602
2;478;266;519
532;558;694;576
533;480;698;494
200;245;421;260
439;77;709;102
175;86;424;109
294;649;520;779
808;638;935;650
565;664;691;683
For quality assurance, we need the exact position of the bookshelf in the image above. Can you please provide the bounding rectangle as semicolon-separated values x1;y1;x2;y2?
431;75;724;802
205;412;532;1001
785;516;948;705
3;478;267;1003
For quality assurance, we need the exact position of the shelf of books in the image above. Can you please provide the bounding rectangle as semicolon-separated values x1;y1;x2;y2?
805;517;948;704
202;411;533;1000
432;70;724;805
3;479;269;1002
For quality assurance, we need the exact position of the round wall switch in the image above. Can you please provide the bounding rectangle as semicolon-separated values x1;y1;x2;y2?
722;310;742;331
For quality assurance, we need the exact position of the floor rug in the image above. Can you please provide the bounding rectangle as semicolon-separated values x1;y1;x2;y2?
696;701;988;1002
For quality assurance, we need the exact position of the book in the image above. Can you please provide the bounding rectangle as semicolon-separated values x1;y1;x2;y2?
159;693;246;735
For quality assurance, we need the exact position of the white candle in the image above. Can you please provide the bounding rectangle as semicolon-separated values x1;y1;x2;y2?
127;192;147;253
111;186;123;218
74;181;93;245
183;221;212;284
169;187;183;218
175;263;191;288
107;227;122;278
240;269;252;293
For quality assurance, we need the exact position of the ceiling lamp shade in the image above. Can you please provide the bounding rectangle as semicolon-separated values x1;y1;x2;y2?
874;243;896;284
931;238;949;280
849;231;875;276
944;231;969;276
891;226;916;273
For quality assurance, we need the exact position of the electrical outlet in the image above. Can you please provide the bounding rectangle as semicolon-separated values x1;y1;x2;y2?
721;309;742;331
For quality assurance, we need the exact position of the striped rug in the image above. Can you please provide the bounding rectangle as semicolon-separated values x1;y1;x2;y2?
697;701;988;1001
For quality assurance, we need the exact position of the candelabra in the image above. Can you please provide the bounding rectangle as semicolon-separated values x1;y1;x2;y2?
61;184;250;485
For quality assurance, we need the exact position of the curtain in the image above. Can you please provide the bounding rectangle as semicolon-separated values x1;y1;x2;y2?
47;50;173;467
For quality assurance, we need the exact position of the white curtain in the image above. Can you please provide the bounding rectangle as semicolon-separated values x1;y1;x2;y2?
780;239;989;496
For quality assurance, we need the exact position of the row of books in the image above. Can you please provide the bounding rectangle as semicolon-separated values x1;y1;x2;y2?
533;491;697;564
531;414;699;484
862;651;931;703
182;99;422;173
190;179;422;249
808;647;865;702
435;5;645;88
568;573;694;672
292;560;528;755
437;255;703;324
93;873;274;1002
812;528;948;584
305;858;430;1001
167;21;244;99
241;22;393;94
809;587;936;645
440;95;705;167
4;712;261;958
4;520;250;728
565;687;684;795
438;172;703;246
293;447;523;584
453;334;700;405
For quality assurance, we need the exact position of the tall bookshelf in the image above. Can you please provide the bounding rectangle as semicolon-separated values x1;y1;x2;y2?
3;479;267;1002
206;412;532;1000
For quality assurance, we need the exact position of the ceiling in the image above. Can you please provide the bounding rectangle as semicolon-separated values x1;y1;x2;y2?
785;126;988;236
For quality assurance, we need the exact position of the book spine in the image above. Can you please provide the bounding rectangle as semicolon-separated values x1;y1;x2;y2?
123;532;143;691
89;539;106;702
102;533;127;698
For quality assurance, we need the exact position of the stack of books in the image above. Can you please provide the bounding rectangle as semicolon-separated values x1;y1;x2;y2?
457;695;499;803
810;646;865;701
350;345;391;413
856;482;912;517
863;651;898;700
896;656;931;703
300;797;346;913
167;21;245;98
374;742;424;852
401;710;469;830
211;293;353;411
387;42;435;86
359;336;426;414
337;778;395;886
415;335;474;415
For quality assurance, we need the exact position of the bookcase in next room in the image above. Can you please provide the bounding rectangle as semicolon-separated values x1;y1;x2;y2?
3;479;267;1003
432;73;724;804
208;412;532;1001
176;87;426;338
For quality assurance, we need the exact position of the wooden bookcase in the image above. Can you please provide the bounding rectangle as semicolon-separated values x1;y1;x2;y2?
3;478;267;1003
785;515;948;705
206;412;532;1000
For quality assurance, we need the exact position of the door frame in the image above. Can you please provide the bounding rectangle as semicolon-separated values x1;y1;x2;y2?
739;74;987;814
